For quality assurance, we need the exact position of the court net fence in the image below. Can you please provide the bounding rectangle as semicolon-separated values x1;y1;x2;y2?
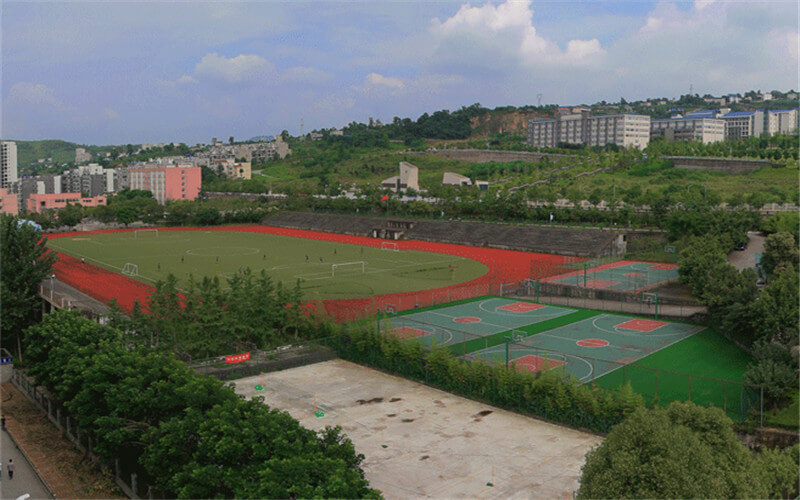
497;279;703;321
376;314;761;423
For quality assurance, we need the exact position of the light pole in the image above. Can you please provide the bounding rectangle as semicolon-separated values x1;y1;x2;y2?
50;274;55;301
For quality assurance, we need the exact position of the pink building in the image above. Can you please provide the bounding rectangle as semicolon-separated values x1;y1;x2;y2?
26;193;107;214
0;188;19;215
130;166;201;204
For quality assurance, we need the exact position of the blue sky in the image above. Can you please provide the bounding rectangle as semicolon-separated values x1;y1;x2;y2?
2;1;797;145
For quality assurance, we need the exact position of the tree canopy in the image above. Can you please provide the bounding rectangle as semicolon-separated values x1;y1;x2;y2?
0;215;57;357
578;402;798;499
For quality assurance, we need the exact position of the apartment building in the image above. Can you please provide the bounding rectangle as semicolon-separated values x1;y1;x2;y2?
26;193;106;214
764;109;799;135
528;111;650;149
130;165;201;204
0;188;19;215
721;110;764;140
650;113;726;144
1;141;18;188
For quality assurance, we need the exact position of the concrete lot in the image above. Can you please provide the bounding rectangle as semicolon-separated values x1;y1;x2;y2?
233;359;602;498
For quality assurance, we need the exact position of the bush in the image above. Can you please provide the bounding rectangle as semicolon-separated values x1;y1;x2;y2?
324;323;643;434
578;402;789;499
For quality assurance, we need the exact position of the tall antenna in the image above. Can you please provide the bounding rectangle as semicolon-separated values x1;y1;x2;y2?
537;93;543;106
689;83;694;95
300;118;305;137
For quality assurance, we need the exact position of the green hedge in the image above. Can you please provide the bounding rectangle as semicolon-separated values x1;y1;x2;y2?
323;324;644;434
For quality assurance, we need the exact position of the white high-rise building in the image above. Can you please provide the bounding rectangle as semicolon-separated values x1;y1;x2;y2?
1;142;18;189
527;111;650;149
764;109;799;135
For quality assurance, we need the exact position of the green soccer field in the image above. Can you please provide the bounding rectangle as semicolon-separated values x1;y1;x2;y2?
47;230;489;300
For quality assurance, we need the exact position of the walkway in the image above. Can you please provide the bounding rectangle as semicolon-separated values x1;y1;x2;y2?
0;426;52;500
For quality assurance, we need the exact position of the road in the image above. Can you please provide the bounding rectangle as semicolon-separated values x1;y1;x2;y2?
727;231;765;272
0;429;52;500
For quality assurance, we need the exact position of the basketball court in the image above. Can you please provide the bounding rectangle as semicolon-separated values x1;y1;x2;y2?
541;260;679;291
465;313;703;382
379;297;576;349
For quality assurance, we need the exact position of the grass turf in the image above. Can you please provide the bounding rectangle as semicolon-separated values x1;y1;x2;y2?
593;328;755;420
47;229;488;301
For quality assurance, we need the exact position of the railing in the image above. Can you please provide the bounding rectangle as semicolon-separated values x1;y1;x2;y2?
11;370;159;499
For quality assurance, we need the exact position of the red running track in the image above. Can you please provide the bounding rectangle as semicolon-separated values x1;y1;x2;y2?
48;225;575;322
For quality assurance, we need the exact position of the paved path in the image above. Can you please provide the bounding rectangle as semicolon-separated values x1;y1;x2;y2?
0;429;52;500
727;231;765;272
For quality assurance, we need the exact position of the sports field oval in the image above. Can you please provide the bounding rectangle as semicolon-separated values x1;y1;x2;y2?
47;229;489;300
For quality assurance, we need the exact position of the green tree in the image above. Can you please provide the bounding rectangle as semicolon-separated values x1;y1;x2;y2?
58;202;84;227
0;215;57;358
578;402;772;499
760;232;798;278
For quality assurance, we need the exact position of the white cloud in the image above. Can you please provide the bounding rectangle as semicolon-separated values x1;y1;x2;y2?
6;82;69;110
177;75;197;85
194;53;274;83
431;0;605;68
365;73;404;88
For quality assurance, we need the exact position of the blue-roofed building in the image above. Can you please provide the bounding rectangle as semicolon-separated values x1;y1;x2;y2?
721;110;764;139
764;108;799;135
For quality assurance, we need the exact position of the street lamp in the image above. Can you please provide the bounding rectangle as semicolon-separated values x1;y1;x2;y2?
50;274;55;301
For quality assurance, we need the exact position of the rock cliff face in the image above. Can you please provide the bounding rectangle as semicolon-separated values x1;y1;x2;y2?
469;111;550;137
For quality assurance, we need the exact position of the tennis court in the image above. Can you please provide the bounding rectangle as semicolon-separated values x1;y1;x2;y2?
465;314;702;382
379;297;575;349
541;260;679;292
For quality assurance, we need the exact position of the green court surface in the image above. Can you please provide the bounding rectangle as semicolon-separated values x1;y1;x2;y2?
465;313;703;383
47;230;488;300
380;297;579;351
542;261;679;291
593;328;757;421
380;297;754;420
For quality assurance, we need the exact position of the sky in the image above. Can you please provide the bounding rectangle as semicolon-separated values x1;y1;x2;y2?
2;0;798;145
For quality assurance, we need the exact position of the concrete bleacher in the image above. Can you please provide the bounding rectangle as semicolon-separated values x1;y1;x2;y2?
264;212;623;257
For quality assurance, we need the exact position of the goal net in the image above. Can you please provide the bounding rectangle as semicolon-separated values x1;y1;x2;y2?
380;241;399;252
331;261;365;277
122;263;139;276
135;229;158;238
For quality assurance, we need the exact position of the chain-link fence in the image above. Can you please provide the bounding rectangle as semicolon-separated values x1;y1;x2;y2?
370;315;760;423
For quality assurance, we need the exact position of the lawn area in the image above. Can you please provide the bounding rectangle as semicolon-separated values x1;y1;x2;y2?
47;229;488;300
764;393;799;430
594;328;755;420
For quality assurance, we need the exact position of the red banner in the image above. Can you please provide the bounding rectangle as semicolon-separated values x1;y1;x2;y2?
225;352;251;364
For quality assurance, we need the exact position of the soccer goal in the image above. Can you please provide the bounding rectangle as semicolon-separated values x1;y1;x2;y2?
331;261;366;277
135;229;158;238
380;241;399;252
122;263;139;276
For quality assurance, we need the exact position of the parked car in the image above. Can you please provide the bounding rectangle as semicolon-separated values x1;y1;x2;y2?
734;241;747;251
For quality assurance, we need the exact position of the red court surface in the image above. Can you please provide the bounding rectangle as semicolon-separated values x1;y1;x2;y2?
512;354;566;374
576;338;611;348
47;225;574;322
497;302;547;313
453;316;482;324
582;280;618;289
616;319;669;332
650;263;678;270
388;326;430;340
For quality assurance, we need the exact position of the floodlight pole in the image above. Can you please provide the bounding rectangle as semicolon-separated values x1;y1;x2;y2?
583;263;587;287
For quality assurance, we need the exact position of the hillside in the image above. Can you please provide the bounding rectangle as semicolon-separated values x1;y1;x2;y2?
469;110;550;137
14;139;83;166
